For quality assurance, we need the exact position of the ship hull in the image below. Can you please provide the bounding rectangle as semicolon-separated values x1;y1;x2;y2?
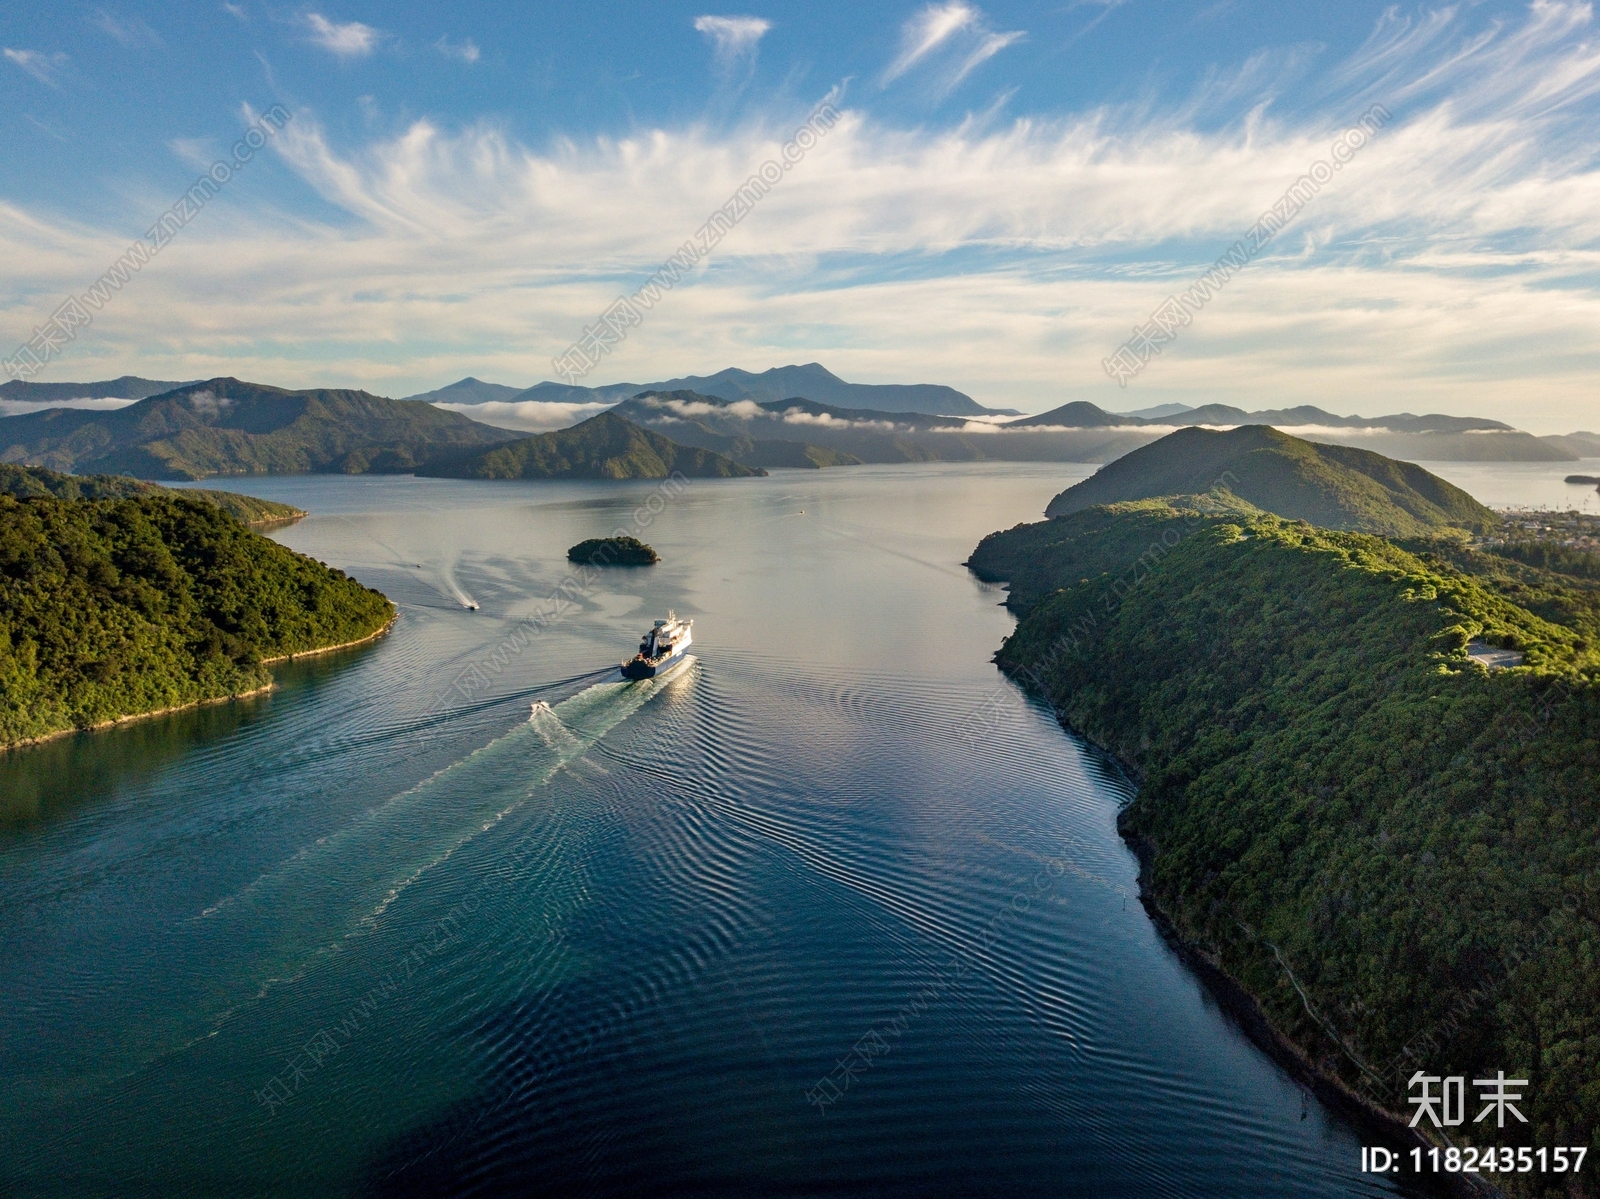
621;645;689;680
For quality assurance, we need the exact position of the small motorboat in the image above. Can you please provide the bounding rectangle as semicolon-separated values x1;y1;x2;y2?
530;700;552;716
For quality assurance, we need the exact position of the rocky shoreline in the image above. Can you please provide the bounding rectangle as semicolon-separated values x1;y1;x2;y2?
1119;820;1499;1199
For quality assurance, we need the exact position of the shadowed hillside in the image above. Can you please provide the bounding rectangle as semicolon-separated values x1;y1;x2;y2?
0;378;515;479
418;412;765;479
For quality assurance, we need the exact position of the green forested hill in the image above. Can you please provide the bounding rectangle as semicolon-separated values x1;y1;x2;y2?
1043;426;1497;535
419;412;765;479
969;496;1256;613
0;463;305;526
0;378;513;479
0;493;392;747
979;503;1600;1184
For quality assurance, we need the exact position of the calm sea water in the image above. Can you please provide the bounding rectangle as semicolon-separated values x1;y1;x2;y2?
1413;457;1600;512
0;461;1498;1197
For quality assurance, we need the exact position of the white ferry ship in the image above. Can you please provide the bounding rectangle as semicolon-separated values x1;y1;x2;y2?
622;612;692;680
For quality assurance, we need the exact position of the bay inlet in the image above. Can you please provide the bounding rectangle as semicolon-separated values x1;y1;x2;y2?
0;464;1431;1196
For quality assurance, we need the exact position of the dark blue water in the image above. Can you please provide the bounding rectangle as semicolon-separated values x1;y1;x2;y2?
0;465;1421;1197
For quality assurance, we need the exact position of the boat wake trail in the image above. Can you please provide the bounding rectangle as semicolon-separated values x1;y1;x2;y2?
191;659;698;1021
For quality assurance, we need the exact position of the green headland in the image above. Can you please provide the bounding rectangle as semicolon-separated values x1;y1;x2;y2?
972;428;1600;1178
0;490;392;749
0;463;306;526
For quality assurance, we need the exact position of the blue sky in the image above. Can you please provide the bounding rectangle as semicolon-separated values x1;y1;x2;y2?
3;1;1598;427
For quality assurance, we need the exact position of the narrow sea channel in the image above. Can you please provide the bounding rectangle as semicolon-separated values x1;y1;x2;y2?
0;463;1449;1196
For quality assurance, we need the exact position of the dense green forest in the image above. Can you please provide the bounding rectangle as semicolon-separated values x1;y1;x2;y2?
976;500;1600;1192
1043;425;1497;535
0;463;305;526
0;492;392;747
420;412;765;480
1488;539;1600;582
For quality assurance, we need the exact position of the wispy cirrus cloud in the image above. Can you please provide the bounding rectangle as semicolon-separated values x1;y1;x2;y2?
91;8;164;48
694;14;771;74
168;137;219;171
304;12;379;58
3;48;68;87
3;4;1600;431
882;1;1024;94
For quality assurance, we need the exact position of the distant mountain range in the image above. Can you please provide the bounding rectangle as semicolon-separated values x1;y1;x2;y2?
417;412;763;480
1113;402;1197;419
1043;425;1496;537
398;376;528;406
607;391;862;470
611;390;1050;466
1017;399;1579;461
612;390;1533;470
406;363;1019;417
1020;399;1515;434
0;376;195;403
10;373;1595;466
0;378;515;479
1543;431;1600;457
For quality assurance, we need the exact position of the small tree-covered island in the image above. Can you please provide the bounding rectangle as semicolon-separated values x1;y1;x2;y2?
0;481;393;749
567;536;660;566
971;427;1600;1183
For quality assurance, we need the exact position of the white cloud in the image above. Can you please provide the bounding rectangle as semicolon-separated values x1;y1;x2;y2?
694;15;771;69
883;2;1023;93
221;3;247;20
3;48;68;87
885;2;976;81
431;399;611;432
185;389;233;416
638;395;766;419
0;398;139;417
776;408;898;431
305;13;378;58
3;4;1600;432
435;36;479;64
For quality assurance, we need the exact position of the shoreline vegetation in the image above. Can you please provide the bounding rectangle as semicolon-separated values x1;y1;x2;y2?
0;617;396;754
1119;832;1470;1188
0;490;393;751
971;431;1600;1194
258;616;395;664
0;463;306;527
1;681;276;753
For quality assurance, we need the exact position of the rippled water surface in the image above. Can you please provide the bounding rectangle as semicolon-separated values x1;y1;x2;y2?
1;464;1427;1197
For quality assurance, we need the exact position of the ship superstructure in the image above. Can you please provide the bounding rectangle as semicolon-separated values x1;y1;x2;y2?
622;612;692;680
